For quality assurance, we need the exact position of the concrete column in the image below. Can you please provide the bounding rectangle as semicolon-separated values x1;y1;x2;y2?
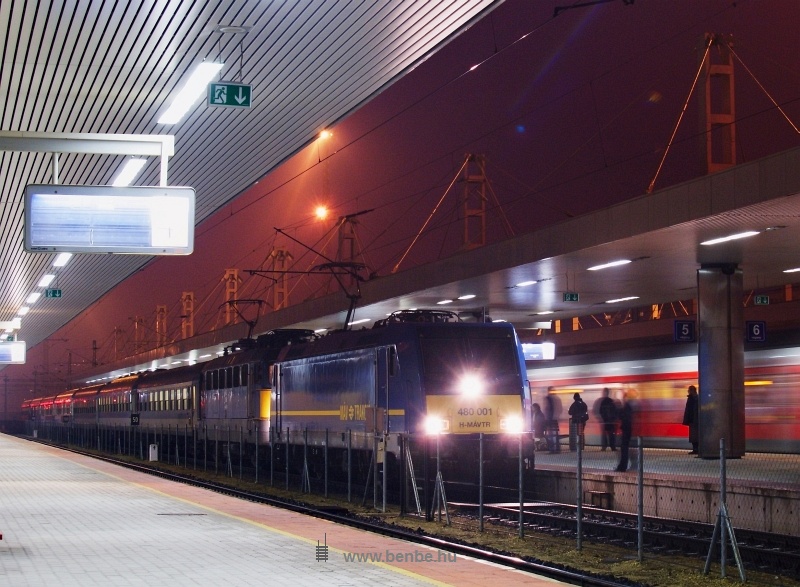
697;264;745;458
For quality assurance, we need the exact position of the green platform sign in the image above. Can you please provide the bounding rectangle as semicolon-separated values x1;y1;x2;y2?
46;288;62;298
563;292;579;302
208;82;252;109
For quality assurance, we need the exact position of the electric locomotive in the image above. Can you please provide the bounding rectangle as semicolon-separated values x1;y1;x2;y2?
270;310;531;478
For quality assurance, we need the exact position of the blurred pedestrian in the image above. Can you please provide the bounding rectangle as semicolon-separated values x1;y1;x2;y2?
682;385;699;455
531;403;546;451
568;392;589;451
598;387;617;451
615;393;633;472
544;392;560;452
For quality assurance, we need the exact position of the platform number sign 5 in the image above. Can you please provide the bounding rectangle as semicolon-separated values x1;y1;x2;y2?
746;321;766;342
674;320;696;342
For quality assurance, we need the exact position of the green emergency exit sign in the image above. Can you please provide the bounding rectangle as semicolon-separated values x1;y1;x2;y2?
208;82;252;108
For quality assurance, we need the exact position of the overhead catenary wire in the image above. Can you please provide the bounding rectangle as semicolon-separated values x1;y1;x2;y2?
646;35;713;194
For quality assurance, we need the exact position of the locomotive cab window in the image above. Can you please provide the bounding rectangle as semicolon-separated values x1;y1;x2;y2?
419;335;519;395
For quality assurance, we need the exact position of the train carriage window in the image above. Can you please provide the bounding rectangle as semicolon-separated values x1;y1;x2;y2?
233;365;240;387
241;364;248;386
212;370;218;390
225;367;233;389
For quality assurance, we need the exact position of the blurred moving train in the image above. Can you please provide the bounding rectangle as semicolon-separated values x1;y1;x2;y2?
22;310;531;478
528;344;800;453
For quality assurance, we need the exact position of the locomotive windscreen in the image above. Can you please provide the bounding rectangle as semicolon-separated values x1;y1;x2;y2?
418;334;521;395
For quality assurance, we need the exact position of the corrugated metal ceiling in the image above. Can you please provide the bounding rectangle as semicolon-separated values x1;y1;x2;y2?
0;0;499;349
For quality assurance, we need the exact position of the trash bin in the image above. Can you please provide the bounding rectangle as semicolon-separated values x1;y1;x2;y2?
149;443;158;462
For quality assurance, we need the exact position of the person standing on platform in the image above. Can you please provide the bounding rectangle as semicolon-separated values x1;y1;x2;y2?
615;393;633;472
544;392;560;452
598;387;617;451
568;392;589;451
531;403;546;451
683;385;699;455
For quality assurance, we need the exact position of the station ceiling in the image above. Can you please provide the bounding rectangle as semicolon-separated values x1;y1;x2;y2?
2;1;800;384
0;0;499;352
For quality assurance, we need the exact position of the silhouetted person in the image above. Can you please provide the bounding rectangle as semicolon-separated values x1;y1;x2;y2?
682;384;699;455
531;402;546;451
568;392;588;451
615;393;633;472
544;392;559;452
597;387;617;451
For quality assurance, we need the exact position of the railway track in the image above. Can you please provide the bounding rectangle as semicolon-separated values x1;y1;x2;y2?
455;502;800;580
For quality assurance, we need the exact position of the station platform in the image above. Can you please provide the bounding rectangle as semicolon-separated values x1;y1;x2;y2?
529;445;800;537
0;434;568;587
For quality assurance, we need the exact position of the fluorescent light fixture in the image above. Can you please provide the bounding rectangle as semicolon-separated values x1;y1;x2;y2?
171;360;181;365
314;328;328;333
4;328;12;333
17;306;30;316
605;296;639;304
700;231;759;246
588;259;631;271
0;318;21;330
492;319;506;322
537;310;554;315
25;292;41;304
437;299;453;305
348;318;371;326
37;274;56;287
158;61;224;124
112;158;148;186
458;294;476;300
53;252;73;267
784;268;800;273
515;280;537;287
199;354;212;359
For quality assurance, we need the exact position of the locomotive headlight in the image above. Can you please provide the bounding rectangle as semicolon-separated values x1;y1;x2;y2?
424;415;449;435
457;373;485;397
501;414;524;434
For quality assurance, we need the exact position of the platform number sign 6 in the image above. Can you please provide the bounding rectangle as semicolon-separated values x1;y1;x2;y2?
746;321;766;342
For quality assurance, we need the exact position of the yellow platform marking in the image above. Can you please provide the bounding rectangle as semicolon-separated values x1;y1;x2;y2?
58;448;451;586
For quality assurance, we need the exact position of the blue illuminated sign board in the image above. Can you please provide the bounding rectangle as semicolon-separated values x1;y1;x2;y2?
674;320;696;342
746;321;766;342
